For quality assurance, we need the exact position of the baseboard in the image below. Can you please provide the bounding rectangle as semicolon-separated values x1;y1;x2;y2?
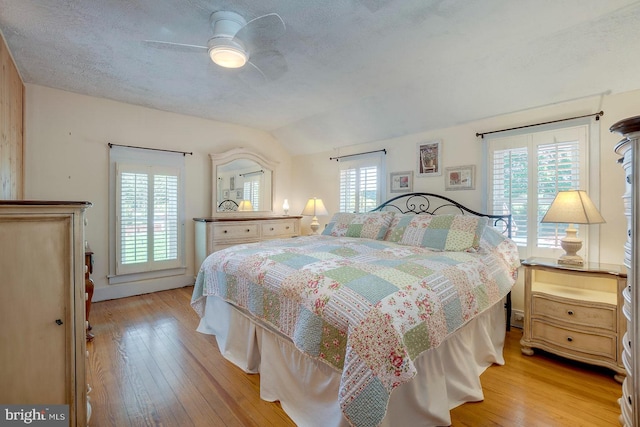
93;275;195;302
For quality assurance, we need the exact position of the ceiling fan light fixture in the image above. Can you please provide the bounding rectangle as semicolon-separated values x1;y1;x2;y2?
208;38;247;68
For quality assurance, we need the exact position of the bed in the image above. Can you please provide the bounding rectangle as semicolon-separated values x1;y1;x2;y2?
191;193;520;427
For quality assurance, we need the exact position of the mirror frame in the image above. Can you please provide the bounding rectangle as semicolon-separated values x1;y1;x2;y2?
210;148;278;216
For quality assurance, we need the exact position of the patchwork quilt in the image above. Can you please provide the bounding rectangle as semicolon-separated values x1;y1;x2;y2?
191;231;519;427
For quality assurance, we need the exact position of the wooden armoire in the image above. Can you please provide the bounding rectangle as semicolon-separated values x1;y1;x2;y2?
0;201;91;426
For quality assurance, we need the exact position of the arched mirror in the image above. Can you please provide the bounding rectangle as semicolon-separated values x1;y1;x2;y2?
211;148;277;215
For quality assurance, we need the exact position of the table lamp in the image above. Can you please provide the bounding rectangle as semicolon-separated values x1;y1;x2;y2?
301;197;328;235
238;200;254;212
540;190;605;266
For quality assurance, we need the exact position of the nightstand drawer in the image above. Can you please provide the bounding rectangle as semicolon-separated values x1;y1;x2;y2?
531;320;617;359
532;294;616;331
262;221;297;237
213;223;259;241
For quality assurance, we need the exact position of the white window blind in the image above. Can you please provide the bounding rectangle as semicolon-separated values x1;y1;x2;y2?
116;164;181;274
119;171;149;265
536;141;581;248
488;125;588;258
153;173;179;260
110;145;185;281
338;153;385;213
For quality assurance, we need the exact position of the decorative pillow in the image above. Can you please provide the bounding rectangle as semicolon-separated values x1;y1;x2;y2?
395;214;488;251
322;212;395;240
383;214;415;242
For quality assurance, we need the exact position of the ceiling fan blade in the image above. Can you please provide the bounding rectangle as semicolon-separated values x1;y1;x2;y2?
143;40;208;53
233;13;286;51
247;50;288;81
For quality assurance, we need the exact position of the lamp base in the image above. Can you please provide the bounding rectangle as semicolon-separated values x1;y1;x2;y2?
557;255;584;266
309;216;320;235
558;225;584;266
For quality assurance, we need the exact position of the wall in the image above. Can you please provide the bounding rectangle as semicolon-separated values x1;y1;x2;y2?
0;31;23;199
291;90;640;313
24;84;293;301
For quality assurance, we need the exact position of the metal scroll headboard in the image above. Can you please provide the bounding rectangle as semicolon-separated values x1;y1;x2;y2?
371;192;513;238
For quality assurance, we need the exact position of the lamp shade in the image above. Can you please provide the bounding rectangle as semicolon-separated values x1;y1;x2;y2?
541;190;605;225
301;198;328;217
238;200;254;211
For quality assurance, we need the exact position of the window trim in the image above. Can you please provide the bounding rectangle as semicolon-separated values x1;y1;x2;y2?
483;119;600;261
109;146;186;283
338;152;386;213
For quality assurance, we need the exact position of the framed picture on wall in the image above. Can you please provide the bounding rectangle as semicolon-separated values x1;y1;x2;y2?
390;171;413;193
445;165;475;191
236;189;243;199
222;189;230;199
230;176;235;190
417;140;442;177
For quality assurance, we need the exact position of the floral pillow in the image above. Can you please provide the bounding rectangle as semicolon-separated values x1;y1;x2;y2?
383;214;415;242
322;212;395;240
392;214;488;251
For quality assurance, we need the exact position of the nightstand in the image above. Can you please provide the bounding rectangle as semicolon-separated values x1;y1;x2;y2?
520;257;626;382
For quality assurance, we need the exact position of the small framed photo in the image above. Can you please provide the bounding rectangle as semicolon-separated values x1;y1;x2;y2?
390;171;413;193
229;176;235;190
445;165;475;191
417;140;442;177
235;189;243;199
222;189;230;199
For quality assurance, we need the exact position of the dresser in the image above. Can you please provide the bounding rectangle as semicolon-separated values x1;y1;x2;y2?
520;257;626;382
194;216;302;269
612;115;640;427
0;201;91;427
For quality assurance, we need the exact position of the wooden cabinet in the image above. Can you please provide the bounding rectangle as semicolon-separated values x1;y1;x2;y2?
612;116;640;427
0;201;91;427
194;216;301;269
520;257;626;382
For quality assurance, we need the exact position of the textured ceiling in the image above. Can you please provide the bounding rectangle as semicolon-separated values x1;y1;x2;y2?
1;0;640;155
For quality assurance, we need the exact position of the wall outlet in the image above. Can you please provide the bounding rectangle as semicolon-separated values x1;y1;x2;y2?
511;310;525;329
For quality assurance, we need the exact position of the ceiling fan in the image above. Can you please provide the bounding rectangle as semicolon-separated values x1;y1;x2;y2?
145;11;287;81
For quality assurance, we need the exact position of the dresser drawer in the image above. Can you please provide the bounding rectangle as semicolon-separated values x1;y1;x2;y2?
532;293;616;331
531;320;616;360
212;223;259;241
262;220;297;237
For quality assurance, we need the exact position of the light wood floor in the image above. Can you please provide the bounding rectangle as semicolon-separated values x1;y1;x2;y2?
87;287;622;426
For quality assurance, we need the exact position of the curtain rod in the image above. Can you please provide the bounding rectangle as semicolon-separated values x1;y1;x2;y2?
108;143;193;156
475;111;604;139
239;170;264;177
329;148;387;161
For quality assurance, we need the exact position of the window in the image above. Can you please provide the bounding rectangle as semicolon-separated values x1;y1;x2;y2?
338;153;385;213
487;124;590;258
110;146;185;280
243;175;261;210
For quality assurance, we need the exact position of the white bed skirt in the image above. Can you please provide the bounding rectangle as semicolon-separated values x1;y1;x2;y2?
197;295;506;427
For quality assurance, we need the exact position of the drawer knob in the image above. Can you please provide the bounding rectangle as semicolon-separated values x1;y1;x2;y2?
567;337;573;342
567;310;574;316
55;319;63;326
270;227;275;231
286;226;290;229
246;229;250;232
223;230;228;233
